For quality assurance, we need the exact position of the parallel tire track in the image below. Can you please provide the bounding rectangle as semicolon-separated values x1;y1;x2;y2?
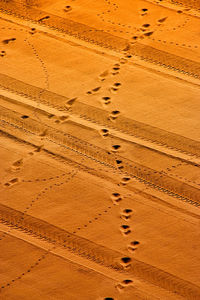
0;74;200;158
0;3;200;79
0;105;200;207
1;203;200;300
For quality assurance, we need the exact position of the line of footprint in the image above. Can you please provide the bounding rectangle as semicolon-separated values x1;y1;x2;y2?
95;1;196;50
96;48;141;297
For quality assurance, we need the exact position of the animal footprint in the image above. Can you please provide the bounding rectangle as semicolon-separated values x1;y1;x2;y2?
120;225;131;236
120;209;133;220
119;58;127;64
38;16;50;22
116;279;133;291
120;177;131;185
21;115;29;119
111;144;121;152
142;23;150;28
2;38;16;44
158;17;167;23
112;71;119;76
123;44;131;52
99;70;109;81
100;128;109;137
59;115;69;123
127;241;140;253
30;28;36;34
140;8;148;16
39;129;47;137
120;256;132;269
0;50;6;57
12;159;23;171
110;83;121;94
115;159;124;170
112;65;120;72
109;110;120;121
87;87;101;95
48;114;55;119
143;31;154;37
102;96;111;105
65;97;77;108
111;193;122;205
64;5;72;12
4;178;19;187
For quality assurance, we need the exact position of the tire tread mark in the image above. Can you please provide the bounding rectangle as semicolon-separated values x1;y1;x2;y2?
0;203;200;300
0;107;200;207
0;3;200;78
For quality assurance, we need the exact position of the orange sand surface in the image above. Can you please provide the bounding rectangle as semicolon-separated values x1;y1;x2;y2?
0;1;200;299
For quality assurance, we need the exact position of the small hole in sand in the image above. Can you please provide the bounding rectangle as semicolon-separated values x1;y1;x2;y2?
21;115;29;119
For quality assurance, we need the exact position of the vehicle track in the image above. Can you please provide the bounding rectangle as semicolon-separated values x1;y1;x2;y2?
0;203;200;300
144;0;200;15
168;0;200;10
0;229;156;300
0;105;200;207
0;3;200;79
1;127;200;224
0;75;200;158
1;5;200;298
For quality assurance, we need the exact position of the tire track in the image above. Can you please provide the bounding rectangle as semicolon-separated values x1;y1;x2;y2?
0;25;80;246
1;128;199;219
0;106;200;207
0;75;200;158
0;3;200;79
1;204;200;300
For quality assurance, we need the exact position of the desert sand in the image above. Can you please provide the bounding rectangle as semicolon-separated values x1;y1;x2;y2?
0;1;200;299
